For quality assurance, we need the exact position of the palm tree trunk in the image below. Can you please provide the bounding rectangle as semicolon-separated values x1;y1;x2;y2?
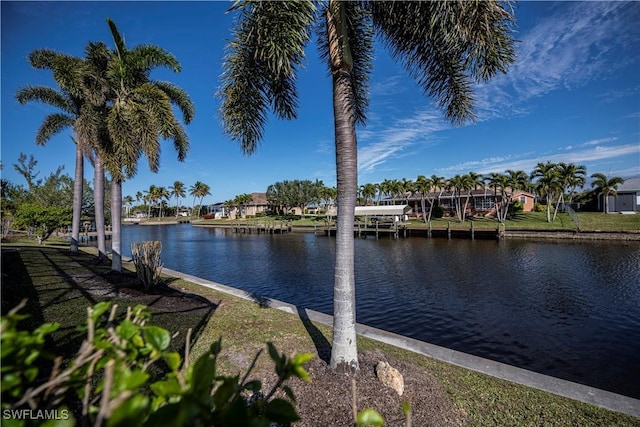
111;180;122;272
70;143;84;253
94;155;107;260
328;1;358;372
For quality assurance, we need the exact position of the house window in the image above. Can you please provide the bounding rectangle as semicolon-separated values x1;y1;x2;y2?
474;197;494;211
519;196;526;204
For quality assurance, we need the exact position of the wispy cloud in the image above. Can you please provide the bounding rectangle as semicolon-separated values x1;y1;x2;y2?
357;109;446;174
438;140;639;176
474;1;640;121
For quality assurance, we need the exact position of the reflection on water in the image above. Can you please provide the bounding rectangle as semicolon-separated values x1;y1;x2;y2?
116;224;640;398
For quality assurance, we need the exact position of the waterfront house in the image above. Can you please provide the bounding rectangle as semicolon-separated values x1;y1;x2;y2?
605;177;640;213
381;189;535;218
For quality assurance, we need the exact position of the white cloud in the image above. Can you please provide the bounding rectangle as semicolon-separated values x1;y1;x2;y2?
437;142;639;176
473;1;640;121
357;109;446;173
582;137;618;146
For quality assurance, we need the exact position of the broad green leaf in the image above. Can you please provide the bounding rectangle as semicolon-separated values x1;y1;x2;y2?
90;301;112;321
163;351;181;371
264;398;300;424
150;378;183;397
108;394;149;427
143;326;170;351
243;379;262;392
291;352;314;365
34;322;60;336
357;408;384;426
117;368;150;391
116;319;138;341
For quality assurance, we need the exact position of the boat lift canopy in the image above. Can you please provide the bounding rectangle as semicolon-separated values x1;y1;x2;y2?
354;205;412;217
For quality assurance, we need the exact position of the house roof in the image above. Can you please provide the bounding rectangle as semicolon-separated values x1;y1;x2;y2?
250;192;268;205
355;205;412;216
617;177;640;192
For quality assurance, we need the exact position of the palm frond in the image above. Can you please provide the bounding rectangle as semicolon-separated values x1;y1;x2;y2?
370;1;516;125
36;113;74;145
130;45;181;73
218;0;316;153
153;80;195;124
15;86;75;113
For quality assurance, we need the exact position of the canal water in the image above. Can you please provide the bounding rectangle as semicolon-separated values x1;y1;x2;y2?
117;223;640;398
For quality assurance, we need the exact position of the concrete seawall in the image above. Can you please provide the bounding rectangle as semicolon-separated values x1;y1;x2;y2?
161;265;640;418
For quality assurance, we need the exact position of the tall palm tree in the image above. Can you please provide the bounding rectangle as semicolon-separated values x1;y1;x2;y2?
359;183;377;206
123;195;134;218
170;180;186;217
189;181;211;218
414;174;432;223
99;19;194;272
555;162;586;217
531;162;560;222
590;173;624;214
219;0;516;371
15;50;98;254
448;174;474;222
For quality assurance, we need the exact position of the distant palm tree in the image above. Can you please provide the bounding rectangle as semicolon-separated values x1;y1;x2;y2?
590;173;624;214
156;186;170;218
170;181;186;217
189;181;211;218
359;183;377;206
414;175;432;223
219;0;515;371
555;162;586;214
123;195;134;217
234;193;253;218
531;162;560;222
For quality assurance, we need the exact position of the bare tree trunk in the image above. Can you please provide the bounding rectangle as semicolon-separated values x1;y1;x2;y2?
70;142;84;253
94;155;107;260
328;0;358;373
110;180;122;272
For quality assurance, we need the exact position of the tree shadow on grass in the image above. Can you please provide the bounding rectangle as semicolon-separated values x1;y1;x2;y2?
2;246;219;362
296;306;331;364
245;291;332;363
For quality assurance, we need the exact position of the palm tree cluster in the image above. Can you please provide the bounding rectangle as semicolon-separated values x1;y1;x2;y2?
223;193;254;219
16;19;194;272
354;161;620;224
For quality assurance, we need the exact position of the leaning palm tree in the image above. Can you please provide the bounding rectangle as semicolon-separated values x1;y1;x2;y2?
99;19;194;272
15;50;98;254
219;1;516;371
590;173;624;214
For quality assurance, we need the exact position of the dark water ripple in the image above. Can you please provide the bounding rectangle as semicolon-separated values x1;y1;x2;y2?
117;224;640;398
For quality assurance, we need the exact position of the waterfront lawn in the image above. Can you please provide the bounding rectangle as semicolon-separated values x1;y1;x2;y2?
1;244;638;425
195;211;640;232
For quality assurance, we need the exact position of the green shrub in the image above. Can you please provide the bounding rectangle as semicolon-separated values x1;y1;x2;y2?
1;301;313;427
431;205;444;219
131;241;163;290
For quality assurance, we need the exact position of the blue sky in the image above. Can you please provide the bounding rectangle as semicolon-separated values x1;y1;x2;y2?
2;1;639;205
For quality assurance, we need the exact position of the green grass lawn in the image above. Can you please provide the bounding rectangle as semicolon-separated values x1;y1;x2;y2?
2;243;638;425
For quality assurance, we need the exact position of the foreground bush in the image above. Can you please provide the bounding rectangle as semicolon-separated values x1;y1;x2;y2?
1;300;313;426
